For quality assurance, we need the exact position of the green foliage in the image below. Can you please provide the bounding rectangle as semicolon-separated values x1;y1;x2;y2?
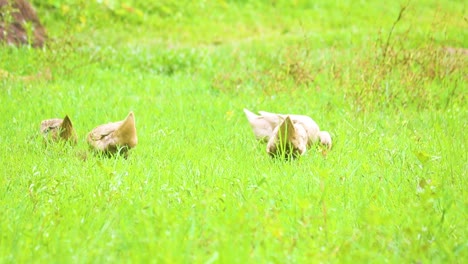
1;0;467;263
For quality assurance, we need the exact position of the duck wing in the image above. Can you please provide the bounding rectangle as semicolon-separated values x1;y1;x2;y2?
88;121;123;141
40;118;63;133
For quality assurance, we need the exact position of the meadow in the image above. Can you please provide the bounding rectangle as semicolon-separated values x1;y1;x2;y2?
0;0;467;263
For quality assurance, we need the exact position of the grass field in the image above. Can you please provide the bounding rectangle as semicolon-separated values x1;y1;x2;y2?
1;0;467;263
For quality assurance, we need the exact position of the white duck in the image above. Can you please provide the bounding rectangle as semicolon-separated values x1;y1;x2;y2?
87;112;138;155
243;109;332;157
266;115;308;158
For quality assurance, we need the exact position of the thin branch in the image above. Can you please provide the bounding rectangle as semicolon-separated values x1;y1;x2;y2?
382;2;411;61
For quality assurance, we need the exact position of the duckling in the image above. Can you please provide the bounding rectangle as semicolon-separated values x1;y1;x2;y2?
87;112;138;156
40;115;77;144
243;109;332;157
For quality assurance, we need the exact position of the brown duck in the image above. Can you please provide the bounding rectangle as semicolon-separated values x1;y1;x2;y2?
40;115;77;144
87;112;138;155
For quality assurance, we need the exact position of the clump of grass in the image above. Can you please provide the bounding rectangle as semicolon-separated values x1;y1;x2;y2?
212;4;466;111
211;41;322;96
331;4;466;111
345;43;466;111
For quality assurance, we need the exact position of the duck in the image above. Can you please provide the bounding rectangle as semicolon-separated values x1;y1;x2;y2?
266;115;308;159
86;112;138;156
243;109;332;157
40;115;77;144
257;110;332;148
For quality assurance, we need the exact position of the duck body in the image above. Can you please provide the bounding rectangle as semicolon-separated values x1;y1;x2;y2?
40;115;77;144
258;110;332;148
266;116;308;159
243;109;332;158
87;112;138;155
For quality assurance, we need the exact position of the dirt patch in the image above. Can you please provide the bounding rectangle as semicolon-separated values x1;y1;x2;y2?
0;0;46;47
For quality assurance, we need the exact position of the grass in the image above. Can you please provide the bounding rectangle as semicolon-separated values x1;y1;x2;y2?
1;0;467;263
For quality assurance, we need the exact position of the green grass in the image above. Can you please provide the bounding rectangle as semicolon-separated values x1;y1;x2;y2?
1;0;467;263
